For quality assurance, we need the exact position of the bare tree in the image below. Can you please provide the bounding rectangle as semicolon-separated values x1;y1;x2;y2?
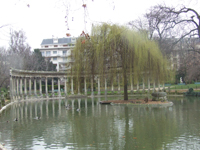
0;47;10;88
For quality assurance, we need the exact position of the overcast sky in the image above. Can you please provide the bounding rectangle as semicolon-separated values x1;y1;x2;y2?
0;0;199;50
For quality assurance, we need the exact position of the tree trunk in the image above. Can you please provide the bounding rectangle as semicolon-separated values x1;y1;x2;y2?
123;72;128;100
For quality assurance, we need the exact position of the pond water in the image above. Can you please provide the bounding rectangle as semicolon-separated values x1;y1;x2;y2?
0;96;200;150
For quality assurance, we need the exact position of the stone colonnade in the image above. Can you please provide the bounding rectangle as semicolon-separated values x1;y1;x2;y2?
10;68;165;102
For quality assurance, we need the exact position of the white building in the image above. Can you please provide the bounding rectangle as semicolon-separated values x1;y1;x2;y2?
39;37;77;72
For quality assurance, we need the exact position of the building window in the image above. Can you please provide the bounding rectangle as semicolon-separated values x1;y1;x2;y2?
63;45;68;47
46;51;51;56
53;57;57;61
63;50;67;56
63;58;67;61
41;52;45;56
45;46;49;48
53;39;58;43
53;51;57;54
54;45;58;47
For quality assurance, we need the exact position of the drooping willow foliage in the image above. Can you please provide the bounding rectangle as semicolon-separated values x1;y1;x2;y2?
72;23;172;100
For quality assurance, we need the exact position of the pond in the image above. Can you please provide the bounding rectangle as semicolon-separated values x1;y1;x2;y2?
0;96;200;150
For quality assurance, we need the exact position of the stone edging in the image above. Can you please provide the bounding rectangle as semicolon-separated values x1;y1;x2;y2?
111;101;174;107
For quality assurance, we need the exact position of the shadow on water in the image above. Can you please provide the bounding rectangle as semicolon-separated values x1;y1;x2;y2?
0;96;200;149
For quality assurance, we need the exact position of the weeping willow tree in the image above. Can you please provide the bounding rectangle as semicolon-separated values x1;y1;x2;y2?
72;23;171;100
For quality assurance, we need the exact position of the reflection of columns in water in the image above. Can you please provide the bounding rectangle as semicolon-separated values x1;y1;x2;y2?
59;99;62;116
16;103;19;119
106;105;108;116
25;102;28;120
92;97;94;116
85;98;87;116
78;99;81;109
46;100;49;118
98;97;101;116
71;77;74;95
118;74;120;94
20;103;24;121
78;99;81;115
52;100;55;117
29;77;32;97
30;102;32;120
98;77;100;95
40;101;43;117
35;102;38;117
85;98;87;111
72;99;75;115
65;100;68;108
84;77;87;95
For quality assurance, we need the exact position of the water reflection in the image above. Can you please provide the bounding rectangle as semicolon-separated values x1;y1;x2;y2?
0;96;200;149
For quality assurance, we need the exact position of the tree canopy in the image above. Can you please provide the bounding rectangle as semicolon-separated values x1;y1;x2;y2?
72;23;171;100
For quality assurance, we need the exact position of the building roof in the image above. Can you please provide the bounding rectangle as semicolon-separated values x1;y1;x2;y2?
41;37;76;45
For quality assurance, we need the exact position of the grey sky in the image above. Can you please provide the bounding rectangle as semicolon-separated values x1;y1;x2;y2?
0;0;199;50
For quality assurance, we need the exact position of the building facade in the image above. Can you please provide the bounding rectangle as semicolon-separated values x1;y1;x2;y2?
39;37;77;72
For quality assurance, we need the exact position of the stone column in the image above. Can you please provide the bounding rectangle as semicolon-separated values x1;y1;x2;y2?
105;78;107;96
84;77;87;95
52;78;54;97
98;76;100;95
71;77;74;95
158;80;160;92
10;75;13;101
34;78;37;96
24;77;27;98
137;81;139;92
118;74;120;94
91;77;94;96
20;77;23;97
148;77;150;93
163;83;165;91
142;78;145;93
45;77;48;98
29;77;32;96
153;81;156;92
64;77;67;97
111;82;114;94
58;77;61;97
16;77;19;98
39;78;42;96
78;81;81;95
130;77;133;94
12;77;16;99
